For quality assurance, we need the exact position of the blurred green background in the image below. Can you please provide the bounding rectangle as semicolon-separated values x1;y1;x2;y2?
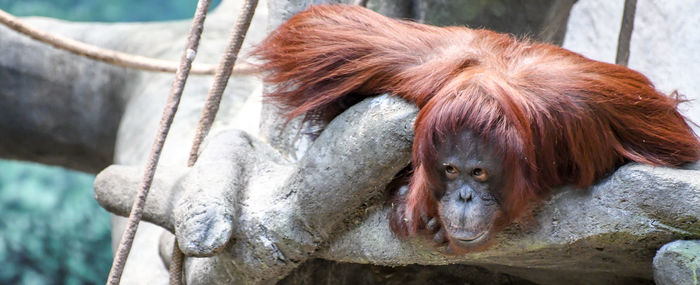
0;0;220;284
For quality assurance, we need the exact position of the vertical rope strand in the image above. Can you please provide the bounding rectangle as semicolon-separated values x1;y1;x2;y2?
168;243;185;284
170;0;259;283
187;0;259;166
616;0;637;66
106;0;212;284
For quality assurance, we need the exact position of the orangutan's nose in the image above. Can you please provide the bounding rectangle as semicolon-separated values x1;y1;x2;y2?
458;187;473;203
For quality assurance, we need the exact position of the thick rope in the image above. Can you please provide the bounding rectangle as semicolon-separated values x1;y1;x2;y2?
106;0;212;284
0;8;257;75
615;0;637;66
168;242;185;285
169;1;260;283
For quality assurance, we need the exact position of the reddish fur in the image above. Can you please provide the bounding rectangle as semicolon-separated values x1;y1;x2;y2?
254;5;700;239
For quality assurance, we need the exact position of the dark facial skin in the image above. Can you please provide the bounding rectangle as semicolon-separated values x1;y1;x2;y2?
430;130;505;252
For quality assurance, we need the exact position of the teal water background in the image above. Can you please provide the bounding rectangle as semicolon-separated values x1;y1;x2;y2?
0;0;220;283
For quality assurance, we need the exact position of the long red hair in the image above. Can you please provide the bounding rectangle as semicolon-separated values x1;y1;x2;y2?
254;4;700;236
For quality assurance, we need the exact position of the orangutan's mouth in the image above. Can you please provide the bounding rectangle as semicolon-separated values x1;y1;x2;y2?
453;231;487;244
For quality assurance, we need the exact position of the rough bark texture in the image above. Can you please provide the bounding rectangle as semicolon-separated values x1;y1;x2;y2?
2;0;700;284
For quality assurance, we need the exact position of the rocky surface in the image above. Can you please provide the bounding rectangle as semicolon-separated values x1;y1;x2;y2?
653;240;700;285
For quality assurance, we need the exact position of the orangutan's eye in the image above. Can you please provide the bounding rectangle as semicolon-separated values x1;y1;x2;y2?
444;164;459;180
472;167;488;182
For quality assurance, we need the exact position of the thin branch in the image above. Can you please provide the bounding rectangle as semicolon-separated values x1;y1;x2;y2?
0;8;258;76
615;0;637;66
106;0;212;284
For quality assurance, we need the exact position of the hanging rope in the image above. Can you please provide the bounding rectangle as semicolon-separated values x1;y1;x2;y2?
106;0;212;283
187;0;260;166
170;1;260;283
615;0;637;66
168;243;185;285
0;8;257;75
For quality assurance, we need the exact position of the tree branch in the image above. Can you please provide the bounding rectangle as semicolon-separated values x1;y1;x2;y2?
96;95;418;283
94;95;700;283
